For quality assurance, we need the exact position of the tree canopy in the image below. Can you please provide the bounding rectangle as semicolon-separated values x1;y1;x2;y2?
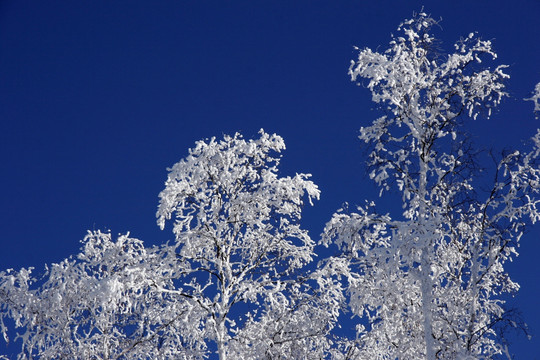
1;12;540;360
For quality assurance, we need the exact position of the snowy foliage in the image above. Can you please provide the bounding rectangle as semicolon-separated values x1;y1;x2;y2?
0;231;206;359
323;12;540;359
1;12;539;360
0;130;342;360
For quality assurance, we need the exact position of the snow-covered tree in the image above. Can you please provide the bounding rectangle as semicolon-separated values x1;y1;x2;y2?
0;231;206;359
323;12;540;359
155;130;341;359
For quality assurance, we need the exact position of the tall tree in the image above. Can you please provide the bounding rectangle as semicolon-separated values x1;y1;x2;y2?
323;12;540;359
155;130;341;359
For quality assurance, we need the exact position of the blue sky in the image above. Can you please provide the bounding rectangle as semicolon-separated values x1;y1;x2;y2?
1;1;539;357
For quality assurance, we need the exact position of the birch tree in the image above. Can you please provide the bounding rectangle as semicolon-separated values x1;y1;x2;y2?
155;130;341;359
323;13;540;359
0;231;206;359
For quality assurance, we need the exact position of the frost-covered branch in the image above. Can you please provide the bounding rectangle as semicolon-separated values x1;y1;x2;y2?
525;82;540;117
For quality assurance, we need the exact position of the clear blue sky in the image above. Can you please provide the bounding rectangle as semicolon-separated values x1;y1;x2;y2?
1;1;539;358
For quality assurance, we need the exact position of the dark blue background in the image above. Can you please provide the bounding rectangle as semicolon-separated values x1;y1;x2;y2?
1;1;539;358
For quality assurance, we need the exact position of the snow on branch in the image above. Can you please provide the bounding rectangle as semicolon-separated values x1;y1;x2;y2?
526;82;540;117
